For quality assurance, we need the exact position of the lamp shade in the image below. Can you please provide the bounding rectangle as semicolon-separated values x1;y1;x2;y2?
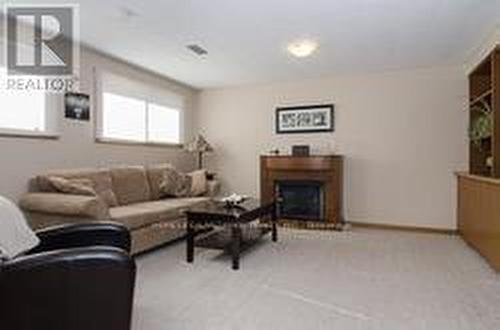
184;134;213;153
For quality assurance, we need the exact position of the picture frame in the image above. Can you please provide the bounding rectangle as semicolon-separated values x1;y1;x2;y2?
65;92;90;121
276;104;334;134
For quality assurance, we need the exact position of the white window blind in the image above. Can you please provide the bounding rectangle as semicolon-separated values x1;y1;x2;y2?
102;92;146;142
96;70;184;144
147;103;180;143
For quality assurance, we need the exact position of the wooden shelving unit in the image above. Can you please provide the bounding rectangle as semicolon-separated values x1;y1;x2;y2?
468;47;500;177
470;89;492;107
457;45;500;272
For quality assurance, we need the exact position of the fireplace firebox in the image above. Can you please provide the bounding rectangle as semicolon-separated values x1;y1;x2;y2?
260;155;344;228
275;180;325;221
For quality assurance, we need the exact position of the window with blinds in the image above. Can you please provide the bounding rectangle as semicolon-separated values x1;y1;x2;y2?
96;70;184;145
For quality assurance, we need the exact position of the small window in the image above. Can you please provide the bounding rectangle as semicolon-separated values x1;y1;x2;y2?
97;71;183;145
0;89;46;132
0;68;57;137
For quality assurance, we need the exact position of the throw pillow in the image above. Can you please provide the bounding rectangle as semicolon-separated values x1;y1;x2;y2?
188;170;208;196
48;176;97;196
159;167;191;197
159;168;209;197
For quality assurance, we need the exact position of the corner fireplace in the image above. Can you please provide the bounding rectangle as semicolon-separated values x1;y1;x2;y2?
275;180;325;221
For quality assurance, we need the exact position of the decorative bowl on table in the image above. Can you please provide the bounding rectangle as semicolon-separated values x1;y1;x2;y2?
219;194;249;208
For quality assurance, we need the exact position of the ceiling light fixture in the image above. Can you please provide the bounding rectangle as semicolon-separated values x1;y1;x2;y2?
287;39;319;58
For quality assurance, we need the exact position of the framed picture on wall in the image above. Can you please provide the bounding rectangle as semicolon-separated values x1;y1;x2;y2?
65;92;90;121
276;104;334;134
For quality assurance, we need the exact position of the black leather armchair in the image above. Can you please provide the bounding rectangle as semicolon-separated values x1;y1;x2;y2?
0;222;136;330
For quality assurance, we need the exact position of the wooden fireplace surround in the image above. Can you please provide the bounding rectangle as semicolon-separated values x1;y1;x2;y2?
260;155;344;226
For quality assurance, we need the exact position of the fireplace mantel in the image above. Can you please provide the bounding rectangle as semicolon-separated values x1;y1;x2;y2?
260;155;344;227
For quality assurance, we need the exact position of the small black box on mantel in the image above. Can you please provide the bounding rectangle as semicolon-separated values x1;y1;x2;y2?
292;145;310;156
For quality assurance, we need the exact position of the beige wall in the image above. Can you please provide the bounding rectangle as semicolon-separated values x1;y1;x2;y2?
0;47;198;201
195;66;468;230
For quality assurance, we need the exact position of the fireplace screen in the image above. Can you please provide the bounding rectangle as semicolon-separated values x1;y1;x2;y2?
275;180;325;221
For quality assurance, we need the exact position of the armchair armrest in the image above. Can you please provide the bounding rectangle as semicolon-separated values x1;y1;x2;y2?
19;192;109;219
31;222;131;254
0;247;136;330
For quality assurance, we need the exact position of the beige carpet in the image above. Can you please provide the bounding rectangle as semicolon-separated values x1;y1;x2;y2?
133;228;500;330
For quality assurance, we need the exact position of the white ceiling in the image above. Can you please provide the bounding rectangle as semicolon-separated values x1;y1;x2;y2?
11;0;500;88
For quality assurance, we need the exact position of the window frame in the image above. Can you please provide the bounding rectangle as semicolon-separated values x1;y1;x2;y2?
0;67;61;139
94;69;185;148
0;27;63;140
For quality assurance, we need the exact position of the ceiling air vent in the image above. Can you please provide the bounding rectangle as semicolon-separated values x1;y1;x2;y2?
187;44;208;56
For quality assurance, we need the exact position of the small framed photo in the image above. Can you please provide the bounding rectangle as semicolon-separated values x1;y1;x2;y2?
65;92;90;121
276;104;334;134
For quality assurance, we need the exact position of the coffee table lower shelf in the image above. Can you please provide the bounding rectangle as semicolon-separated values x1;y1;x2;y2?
195;227;271;251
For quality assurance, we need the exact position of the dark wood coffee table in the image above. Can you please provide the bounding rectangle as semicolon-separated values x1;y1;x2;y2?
185;199;278;270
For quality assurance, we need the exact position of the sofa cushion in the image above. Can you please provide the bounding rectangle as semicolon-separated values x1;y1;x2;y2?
47;176;97;196
37;169;118;207
159;167;191;197
189;170;208;196
20;193;109;219
109;197;209;230
159;168;209;198
110;166;151;205
146;163;176;200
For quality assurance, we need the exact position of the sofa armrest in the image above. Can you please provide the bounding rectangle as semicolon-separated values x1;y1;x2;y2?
207;180;221;197
0;247;135;330
19;193;109;220
31;222;131;254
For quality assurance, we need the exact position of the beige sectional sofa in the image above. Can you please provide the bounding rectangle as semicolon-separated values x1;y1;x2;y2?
19;164;219;255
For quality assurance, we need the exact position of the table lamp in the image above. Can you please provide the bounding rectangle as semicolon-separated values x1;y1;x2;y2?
184;134;213;169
